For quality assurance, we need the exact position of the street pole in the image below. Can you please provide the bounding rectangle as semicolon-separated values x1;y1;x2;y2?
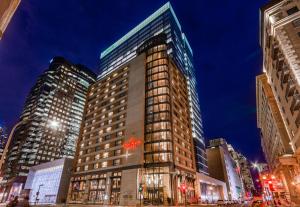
35;184;43;205
138;183;142;206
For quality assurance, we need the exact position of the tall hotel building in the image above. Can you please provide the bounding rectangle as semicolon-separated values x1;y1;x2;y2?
68;2;206;205
0;57;96;200
257;0;300;203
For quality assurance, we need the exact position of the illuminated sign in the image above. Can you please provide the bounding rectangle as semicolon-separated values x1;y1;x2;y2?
122;137;142;150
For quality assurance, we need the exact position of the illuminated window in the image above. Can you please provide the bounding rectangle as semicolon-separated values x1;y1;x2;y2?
103;152;108;158
114;149;121;155
84;165;89;171
102;161;107;167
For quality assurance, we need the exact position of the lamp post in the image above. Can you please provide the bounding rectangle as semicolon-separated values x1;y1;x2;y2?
208;186;214;203
180;183;187;207
169;171;177;205
35;184;44;205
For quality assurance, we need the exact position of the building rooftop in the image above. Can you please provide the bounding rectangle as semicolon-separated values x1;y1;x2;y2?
99;1;192;59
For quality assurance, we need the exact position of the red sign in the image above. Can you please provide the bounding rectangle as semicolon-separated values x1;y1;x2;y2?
122;137;142;150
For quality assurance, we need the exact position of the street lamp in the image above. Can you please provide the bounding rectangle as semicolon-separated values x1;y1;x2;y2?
180;183;187;207
169;171;178;206
35;184;44;205
252;162;260;172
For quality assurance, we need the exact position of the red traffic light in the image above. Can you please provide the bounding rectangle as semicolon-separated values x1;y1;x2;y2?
180;183;187;193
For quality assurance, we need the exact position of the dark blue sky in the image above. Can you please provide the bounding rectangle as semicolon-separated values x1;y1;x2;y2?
0;0;267;161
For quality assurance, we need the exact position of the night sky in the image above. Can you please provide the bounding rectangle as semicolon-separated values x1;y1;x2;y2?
0;0;268;162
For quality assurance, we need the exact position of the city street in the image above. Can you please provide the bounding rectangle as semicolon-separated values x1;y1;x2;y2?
0;0;300;206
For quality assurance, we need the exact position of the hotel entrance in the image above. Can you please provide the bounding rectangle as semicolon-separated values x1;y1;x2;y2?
142;170;170;205
144;187;164;205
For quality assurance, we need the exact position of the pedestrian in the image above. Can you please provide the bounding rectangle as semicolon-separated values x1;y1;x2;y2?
7;196;18;207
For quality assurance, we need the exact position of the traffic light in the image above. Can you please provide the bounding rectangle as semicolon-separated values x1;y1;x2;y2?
180;183;186;194
269;183;274;192
138;184;143;192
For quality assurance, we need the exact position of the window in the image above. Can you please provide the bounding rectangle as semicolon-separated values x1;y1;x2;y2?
98;179;106;189
103;152;108;158
104;135;111;140
102;161;107;167
112;177;121;189
90;180;98;189
115;140;122;146
114;149;121;155
113;159;121;166
287;6;299;15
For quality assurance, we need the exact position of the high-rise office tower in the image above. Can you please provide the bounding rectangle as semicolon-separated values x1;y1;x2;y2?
227;144;255;196
0;0;20;40
0;127;7;157
257;0;300;203
236;154;255;196
206;138;244;201
0;57;96;200
99;2;207;174
68;2;205;203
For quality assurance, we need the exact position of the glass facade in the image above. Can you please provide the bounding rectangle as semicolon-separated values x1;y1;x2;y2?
99;2;207;174
145;43;172;166
27;166;63;204
2;57;96;181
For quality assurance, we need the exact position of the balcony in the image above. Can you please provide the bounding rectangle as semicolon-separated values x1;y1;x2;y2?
290;93;300;114
281;68;290;84
271;46;279;60
286;79;296;98
276;59;284;72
